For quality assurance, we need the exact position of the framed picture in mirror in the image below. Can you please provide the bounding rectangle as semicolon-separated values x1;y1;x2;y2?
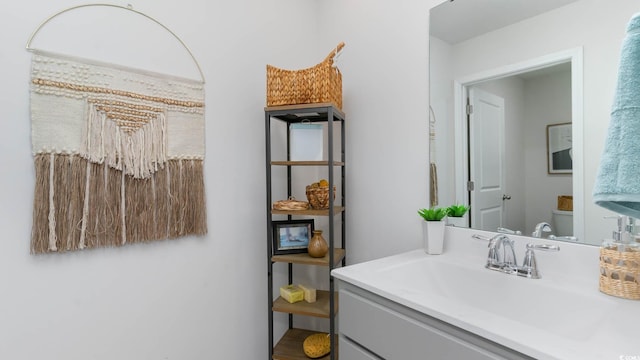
547;123;572;174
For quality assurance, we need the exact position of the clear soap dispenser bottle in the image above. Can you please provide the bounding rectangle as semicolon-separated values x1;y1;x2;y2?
602;215;626;251
625;217;640;251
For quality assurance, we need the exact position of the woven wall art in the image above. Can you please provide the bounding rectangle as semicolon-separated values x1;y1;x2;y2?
29;51;207;254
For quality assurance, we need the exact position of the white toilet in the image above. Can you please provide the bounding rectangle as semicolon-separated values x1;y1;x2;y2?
551;209;573;236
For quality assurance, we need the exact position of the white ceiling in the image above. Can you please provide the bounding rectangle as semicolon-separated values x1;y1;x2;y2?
430;0;582;44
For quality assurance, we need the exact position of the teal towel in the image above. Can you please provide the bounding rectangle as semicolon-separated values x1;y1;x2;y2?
593;13;640;217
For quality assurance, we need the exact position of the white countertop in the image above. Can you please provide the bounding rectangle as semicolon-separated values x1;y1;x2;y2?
332;226;640;360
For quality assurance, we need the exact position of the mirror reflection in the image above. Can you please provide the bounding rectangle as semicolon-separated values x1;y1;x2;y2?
429;0;638;245
466;64;573;238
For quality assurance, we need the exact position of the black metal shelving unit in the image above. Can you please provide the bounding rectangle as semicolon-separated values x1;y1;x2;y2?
265;103;346;360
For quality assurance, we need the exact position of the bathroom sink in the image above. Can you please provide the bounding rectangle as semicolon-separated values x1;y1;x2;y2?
365;253;612;342
332;228;640;360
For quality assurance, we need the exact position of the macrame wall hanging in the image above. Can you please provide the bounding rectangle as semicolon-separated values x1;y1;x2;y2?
26;4;207;254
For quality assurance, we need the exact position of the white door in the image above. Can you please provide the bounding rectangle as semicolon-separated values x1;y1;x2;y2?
468;88;506;231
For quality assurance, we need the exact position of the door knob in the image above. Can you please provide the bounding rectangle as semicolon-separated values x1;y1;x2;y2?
503;194;512;200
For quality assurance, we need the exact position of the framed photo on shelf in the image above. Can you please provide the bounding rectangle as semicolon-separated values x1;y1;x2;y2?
272;219;314;255
547;122;572;174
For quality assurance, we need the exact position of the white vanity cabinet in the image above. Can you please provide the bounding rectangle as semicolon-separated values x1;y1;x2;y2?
338;282;534;360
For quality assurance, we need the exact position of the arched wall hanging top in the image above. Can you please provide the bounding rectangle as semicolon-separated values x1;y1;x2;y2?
25;3;205;83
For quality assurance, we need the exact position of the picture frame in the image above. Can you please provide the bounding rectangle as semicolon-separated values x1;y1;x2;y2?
272;219;314;255
547;123;572;174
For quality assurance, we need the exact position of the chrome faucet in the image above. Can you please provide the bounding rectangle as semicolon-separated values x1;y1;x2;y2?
473;234;560;278
485;234;517;273
532;222;552;238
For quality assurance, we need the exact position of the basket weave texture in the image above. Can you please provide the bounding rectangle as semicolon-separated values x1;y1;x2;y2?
266;42;344;110
557;195;573;211
599;247;640;300
272;197;309;211
305;185;336;210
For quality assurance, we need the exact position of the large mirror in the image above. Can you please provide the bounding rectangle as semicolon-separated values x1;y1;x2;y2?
429;0;638;245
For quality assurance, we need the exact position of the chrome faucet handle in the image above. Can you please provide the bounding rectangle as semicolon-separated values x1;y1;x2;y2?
497;227;522;235
528;243;560;251
547;234;578;242
472;234;491;241
518;243;560;279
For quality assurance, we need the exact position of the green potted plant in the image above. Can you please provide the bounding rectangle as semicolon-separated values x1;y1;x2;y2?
417;207;449;222
446;204;470;228
417;207;448;254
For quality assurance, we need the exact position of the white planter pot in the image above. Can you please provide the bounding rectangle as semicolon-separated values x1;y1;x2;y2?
447;216;468;228
422;220;445;255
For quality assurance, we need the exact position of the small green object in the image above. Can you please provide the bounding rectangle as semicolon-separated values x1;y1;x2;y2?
447;204;470;217
417;207;448;221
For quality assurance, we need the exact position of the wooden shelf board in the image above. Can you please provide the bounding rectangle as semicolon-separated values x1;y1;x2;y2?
273;290;338;318
271;160;345;166
272;206;344;216
273;328;336;360
272;248;345;266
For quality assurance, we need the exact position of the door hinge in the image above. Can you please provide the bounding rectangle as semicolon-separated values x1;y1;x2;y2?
466;104;473;115
467;181;475;191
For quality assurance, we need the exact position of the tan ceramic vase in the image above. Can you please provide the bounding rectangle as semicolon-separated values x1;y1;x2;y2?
308;230;329;258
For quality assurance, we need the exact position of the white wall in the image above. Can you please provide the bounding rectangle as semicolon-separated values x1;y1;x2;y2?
1;1;323;359
319;0;434;263
437;0;638;244
523;70;573;233
1;0;436;358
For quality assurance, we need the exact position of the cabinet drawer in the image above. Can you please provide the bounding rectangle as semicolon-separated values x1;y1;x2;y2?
339;336;381;360
340;287;521;360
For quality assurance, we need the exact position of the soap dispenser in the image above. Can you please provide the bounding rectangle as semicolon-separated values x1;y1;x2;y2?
599;215;640;300
601;215;625;251
625;217;640;251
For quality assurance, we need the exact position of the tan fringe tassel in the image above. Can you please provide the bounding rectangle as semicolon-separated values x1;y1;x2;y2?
31;156;207;254
154;164;169;240
84;163;123;248
66;155;86;251
186;160;207;236
52;155;71;250
125;175;155;243
31;154;50;254
78;159;91;249
85;162;102;248
120;170;127;245
47;153;57;251
168;160;184;238
105;165;123;247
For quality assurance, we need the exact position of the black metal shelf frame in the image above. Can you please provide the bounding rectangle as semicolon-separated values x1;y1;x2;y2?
265;104;346;360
